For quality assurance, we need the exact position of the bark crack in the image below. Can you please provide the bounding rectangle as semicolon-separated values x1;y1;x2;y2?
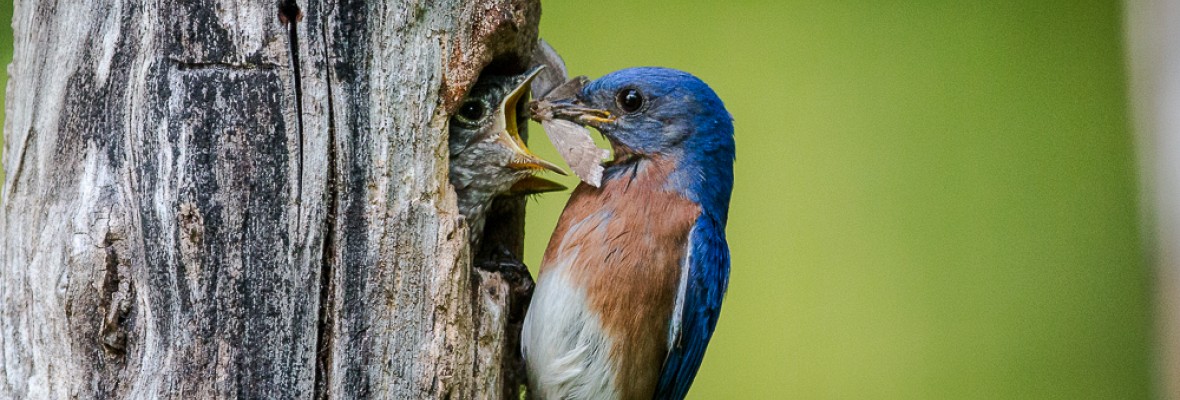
98;230;132;357
280;0;306;212
5;127;36;205
311;2;339;398
280;1;334;396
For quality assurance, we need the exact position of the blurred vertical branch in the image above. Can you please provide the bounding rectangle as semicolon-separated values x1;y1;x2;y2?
1125;1;1180;398
0;1;11;158
0;0;539;398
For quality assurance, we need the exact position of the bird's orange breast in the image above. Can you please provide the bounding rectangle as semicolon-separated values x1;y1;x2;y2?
539;157;700;399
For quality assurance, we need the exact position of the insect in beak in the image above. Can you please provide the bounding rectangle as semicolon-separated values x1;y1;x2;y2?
528;77;616;129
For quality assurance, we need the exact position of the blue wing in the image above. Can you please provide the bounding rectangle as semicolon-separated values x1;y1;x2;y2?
654;215;730;399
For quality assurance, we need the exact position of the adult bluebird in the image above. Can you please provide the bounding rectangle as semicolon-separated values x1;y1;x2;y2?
522;67;735;399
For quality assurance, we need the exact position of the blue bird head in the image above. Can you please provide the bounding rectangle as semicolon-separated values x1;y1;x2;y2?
536;67;735;219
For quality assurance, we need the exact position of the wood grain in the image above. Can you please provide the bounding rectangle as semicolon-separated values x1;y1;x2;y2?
0;0;540;398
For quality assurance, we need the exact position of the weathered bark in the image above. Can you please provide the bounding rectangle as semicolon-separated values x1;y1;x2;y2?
0;0;540;398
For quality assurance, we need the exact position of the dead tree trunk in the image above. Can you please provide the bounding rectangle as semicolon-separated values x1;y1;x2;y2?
0;0;540;398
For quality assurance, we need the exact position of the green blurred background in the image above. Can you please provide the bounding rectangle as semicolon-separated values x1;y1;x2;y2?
0;1;1152;399
523;1;1150;399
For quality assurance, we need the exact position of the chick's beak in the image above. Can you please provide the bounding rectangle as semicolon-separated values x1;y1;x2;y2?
497;66;568;176
509;176;567;195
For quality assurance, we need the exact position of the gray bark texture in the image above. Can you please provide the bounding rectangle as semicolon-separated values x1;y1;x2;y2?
0;0;541;398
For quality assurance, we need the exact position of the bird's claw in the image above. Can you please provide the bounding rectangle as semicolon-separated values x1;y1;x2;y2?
475;257;529;274
475;245;531;275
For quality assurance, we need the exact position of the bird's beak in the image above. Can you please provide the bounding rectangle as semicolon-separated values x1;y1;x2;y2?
528;79;616;129
497;66;568;176
508;176;568;195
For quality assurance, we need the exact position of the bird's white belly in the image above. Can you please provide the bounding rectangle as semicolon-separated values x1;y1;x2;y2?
522;255;619;400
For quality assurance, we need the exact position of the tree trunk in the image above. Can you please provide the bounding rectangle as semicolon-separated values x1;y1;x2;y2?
0;0;540;398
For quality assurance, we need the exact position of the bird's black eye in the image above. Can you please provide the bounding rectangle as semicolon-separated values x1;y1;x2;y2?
616;88;644;113
455;99;489;126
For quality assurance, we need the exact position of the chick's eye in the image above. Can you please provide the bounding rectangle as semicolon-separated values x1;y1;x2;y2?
455;99;488;125
616;88;644;113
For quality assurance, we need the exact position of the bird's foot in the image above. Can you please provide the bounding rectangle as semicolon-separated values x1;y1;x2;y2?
475;245;529;275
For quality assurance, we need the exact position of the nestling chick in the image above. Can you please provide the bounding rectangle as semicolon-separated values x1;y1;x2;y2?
449;66;567;242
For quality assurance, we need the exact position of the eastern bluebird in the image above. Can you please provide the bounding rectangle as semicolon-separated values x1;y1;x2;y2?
448;66;567;241
522;67;735;399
